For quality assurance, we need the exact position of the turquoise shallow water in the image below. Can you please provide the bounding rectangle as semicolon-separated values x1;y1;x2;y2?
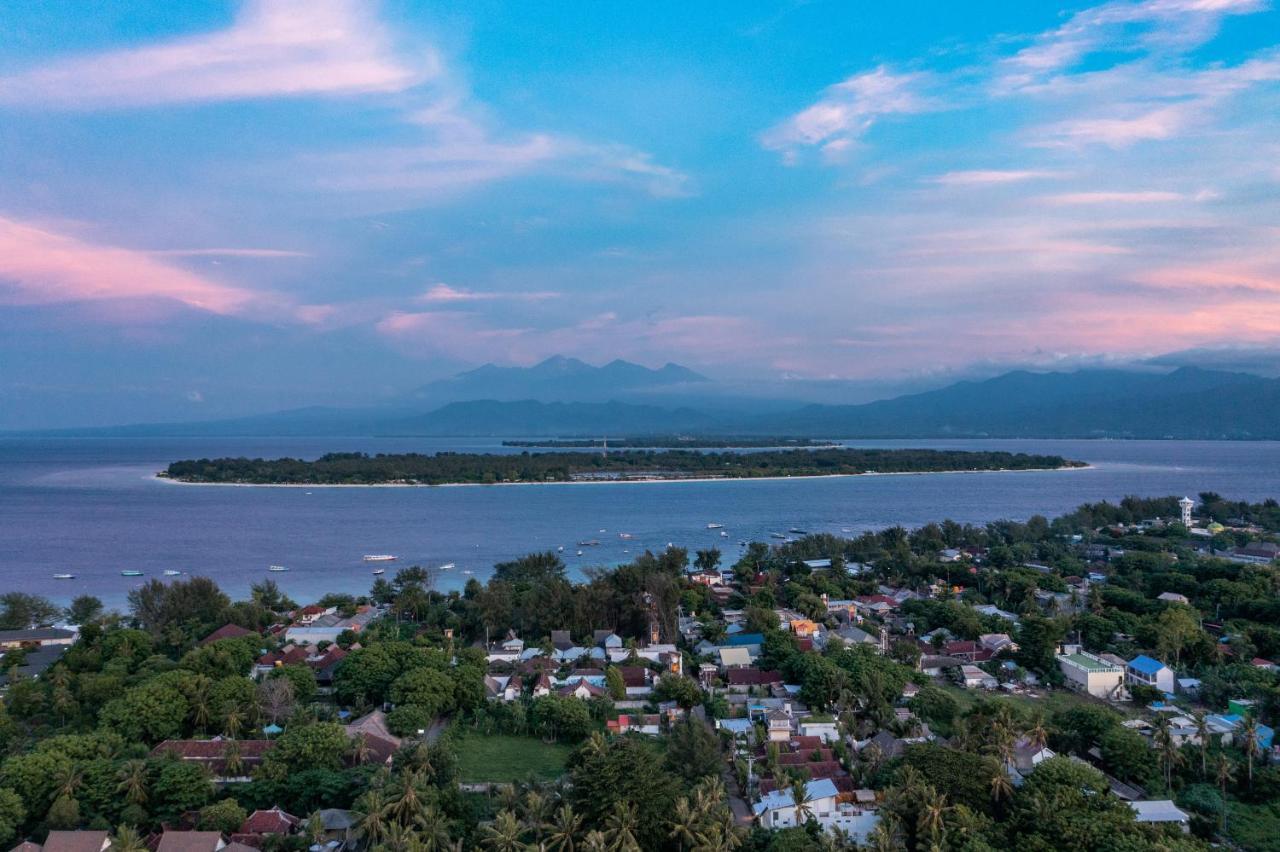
2;436;1277;607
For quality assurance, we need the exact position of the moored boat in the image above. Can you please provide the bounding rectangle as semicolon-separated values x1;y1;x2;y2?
268;565;288;572
371;568;385;575
363;554;397;562
706;523;724;529
54;573;75;580
163;569;181;576
121;570;143;577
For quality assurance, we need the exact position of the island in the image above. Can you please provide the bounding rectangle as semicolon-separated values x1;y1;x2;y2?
502;436;840;449
160;447;1084;485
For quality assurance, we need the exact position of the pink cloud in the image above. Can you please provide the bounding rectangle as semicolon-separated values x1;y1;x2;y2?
0;216;260;315
930;170;1061;186
147;248;310;258
0;0;425;109
1041;190;1193;204
418;284;561;303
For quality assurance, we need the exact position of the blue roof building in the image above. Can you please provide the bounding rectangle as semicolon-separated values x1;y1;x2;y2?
1126;654;1175;694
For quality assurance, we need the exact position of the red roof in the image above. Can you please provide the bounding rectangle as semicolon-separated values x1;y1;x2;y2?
616;666;651;688
150;739;274;775
257;645;308;667
200;624;255;646
239;808;299;835
726;668;782;686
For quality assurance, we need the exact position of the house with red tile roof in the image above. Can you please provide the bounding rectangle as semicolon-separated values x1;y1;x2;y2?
200;624;256;646
239;807;299;836
150;739;273;781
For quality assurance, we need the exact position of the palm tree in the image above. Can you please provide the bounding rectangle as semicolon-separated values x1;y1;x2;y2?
115;760;148;808
917;789;948;851
1026;714;1049;751
482;810;525;852
604;802;641;852
867;815;903;852
111;824;148;852
221;739;244;778
1215;754;1235;832
348;732;373;766
388;768;427;826
355;789;391;847
545;804;582;852
1194;712;1210;778
189;677;212;733
989;770;1014;809
414;804;453;852
223;707;244;739
790;779;813;826
53;764;83;801
523;789;550;840
305;812;326;847
691;823;737;852
380;821;417;852
668;797;700;851
580;831;608;852
1155;719;1184;790
1241;716;1261;788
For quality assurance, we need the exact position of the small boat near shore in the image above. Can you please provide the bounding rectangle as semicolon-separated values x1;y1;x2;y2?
54;573;75;580
363;554;397;562
163;569;181;576
788;527;808;535
439;562;456;571
577;539;600;546
121;570;143;577
268;565;288;572
371;568;385;575
770;532;787;539
706;523;724;529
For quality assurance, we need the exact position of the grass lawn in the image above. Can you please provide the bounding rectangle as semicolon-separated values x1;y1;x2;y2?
940;684;1139;720
455;734;574;783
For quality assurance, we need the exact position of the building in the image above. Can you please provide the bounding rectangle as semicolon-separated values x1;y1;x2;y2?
1156;592;1190;605
150;739;274;781
0;627;77;650
766;709;793;742
155;832;226;852
19;832;110;852
1179;497;1194;527
1126;655;1175;694
1130;801;1190;832
753;779;840;829
1057;649;1125;699
960;665;997;690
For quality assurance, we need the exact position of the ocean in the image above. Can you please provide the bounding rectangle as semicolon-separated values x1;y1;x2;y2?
2;436;1278;609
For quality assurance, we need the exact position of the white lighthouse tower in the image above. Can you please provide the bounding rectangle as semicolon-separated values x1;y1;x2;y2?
1179;496;1194;528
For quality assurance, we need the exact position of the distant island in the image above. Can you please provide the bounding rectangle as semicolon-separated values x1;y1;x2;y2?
502;436;839;449
161;447;1084;485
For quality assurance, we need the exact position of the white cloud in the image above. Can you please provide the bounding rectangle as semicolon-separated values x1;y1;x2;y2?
931;170;1062;186
761;67;933;160
418;284;561;303
0;0;425;109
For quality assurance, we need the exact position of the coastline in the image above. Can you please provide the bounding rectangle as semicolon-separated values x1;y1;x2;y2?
154;463;1093;488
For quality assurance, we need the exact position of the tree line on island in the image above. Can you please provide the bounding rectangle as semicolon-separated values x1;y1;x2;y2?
162;447;1081;485
2;493;1279;849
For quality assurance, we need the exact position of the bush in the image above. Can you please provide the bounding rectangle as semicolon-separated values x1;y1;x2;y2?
387;705;435;737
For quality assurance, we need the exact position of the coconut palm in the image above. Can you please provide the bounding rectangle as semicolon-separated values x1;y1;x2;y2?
1240;716;1261;788
111;825;148;852
523;789;550;839
223;707;244;740
1194;712;1211;778
221;739;244;778
388;768;428;825
668;797;700;851
790;779;813;825
1215;754;1235;832
380;821;417;852
989;770;1014;808
115;759;148;807
867;815;903;852
189;677;212;733
482;810;526;852
304;812;326;847
580;831;608;852
52;764;83;801
355;789;391;847
691;823;737;852
603;802;641;852
917;789;949;851
414;805;452;852
545;804;582;852
348;732;373;766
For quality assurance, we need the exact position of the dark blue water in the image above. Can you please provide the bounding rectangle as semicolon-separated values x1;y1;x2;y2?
2;437;1278;608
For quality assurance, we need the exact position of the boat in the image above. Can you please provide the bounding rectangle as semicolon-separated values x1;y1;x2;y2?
770;533;788;539
577;539;600;547
619;533;634;539
53;573;75;580
706;523;724;529
720;531;729;538
438;562;455;571
557;546;565;552
163;569;181;576
120;570;143;577
461;569;473;575
576;550;584;556
371;568;385;575
268;565;288;572
363;554;397;562
789;527;808;535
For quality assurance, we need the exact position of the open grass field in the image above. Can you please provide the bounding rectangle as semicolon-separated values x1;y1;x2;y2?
454;734;574;783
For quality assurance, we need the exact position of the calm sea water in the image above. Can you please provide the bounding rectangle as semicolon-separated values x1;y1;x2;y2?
2;437;1278;608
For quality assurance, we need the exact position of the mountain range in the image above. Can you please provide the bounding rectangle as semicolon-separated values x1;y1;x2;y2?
15;359;1280;440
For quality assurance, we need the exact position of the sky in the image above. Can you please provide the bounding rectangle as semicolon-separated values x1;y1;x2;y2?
1;0;1279;427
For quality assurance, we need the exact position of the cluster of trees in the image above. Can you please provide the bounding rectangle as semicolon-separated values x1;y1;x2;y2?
163;448;1077;486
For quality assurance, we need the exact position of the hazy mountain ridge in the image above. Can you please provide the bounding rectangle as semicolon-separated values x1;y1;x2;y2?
12;364;1280;440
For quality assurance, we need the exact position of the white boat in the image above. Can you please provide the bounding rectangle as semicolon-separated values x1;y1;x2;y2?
371;568;385;575
363;554;397;562
557;546;565;552
163;570;181;576
121;570;143;577
438;562;455;571
771;532;787;539
706;523;724;529
461;569;473;575
576;550;584;556
53;573;74;580
720;531;729;538
619;533;634;539
268;565;288;572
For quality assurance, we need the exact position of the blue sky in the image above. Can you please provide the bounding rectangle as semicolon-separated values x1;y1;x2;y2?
1;0;1278;427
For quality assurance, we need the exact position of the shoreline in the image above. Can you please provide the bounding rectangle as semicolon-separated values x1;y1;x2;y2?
154;463;1093;488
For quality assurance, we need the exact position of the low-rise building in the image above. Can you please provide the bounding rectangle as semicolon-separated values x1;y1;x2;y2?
1057;649;1125;699
1126;655;1175;694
